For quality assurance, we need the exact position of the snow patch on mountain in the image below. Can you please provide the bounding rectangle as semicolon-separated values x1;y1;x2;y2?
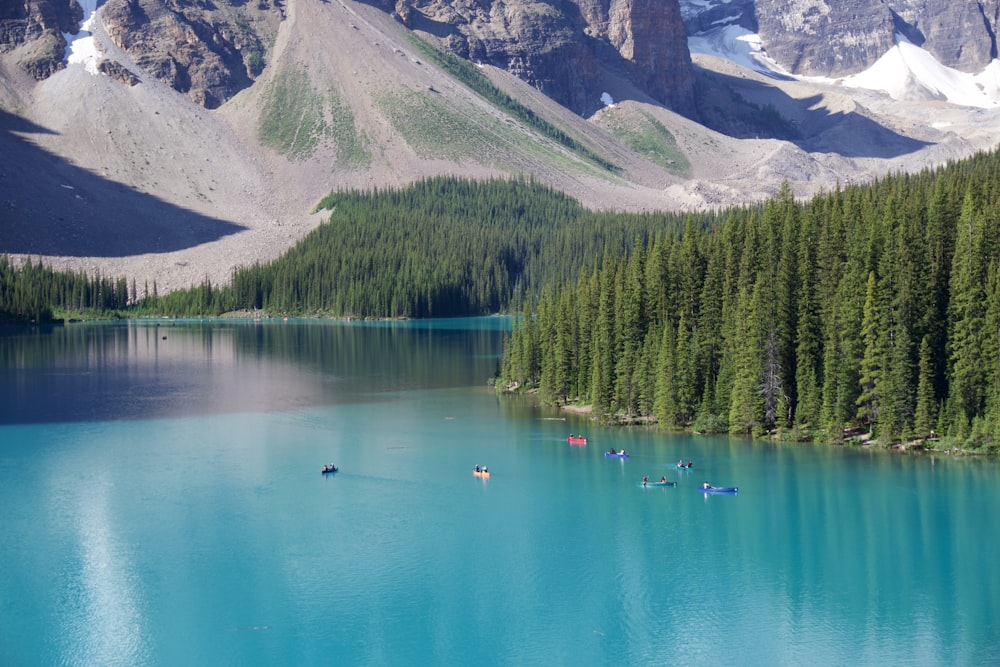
63;0;102;76
688;25;774;75
683;2;1000;109
839;36;1000;109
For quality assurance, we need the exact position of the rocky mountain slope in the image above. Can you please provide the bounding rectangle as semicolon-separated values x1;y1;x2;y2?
681;0;1000;77
1;0;999;293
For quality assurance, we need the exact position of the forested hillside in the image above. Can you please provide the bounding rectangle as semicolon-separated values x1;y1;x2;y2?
223;177;669;317
499;152;1000;449
0;177;693;320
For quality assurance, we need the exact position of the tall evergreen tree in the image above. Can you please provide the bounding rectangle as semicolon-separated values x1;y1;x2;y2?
653;314;679;428
856;271;882;433
794;205;823;429
913;335;938;439
591;257;617;417
947;188;989;432
728;279;765;435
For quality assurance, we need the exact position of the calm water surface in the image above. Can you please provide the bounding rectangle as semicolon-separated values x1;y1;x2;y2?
1;319;997;665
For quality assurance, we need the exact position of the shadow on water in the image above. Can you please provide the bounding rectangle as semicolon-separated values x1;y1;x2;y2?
0;108;246;257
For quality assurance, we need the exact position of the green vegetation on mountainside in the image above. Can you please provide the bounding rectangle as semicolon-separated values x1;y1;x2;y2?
595;109;690;177
258;68;326;159
374;89;501;162
0;177;690;320
258;69;369;164
406;35;619;173
327;87;371;167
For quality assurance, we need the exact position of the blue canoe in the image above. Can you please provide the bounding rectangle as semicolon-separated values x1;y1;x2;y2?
605;452;630;458
700;486;737;494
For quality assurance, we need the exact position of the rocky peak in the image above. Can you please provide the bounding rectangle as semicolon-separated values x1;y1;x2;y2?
5;0;694;115
752;1;896;76
891;0;1000;73
604;0;694;115
679;0;755;34
101;0;283;108
392;0;696;117
1;0;282;108
0;0;83;79
751;0;1000;77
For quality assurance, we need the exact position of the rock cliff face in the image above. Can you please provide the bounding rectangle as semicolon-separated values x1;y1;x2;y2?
101;0;283;108
389;0;696;116
2;0;695;115
604;0;693;114
751;0;1000;76
891;0;1000;73
0;0;282;108
679;0;754;34
389;0;598;114
4;0;996;113
0;0;82;79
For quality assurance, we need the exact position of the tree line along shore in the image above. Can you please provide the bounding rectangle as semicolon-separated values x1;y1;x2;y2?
2;151;999;450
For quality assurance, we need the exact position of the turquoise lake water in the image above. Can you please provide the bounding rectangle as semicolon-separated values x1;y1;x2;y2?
1;318;998;665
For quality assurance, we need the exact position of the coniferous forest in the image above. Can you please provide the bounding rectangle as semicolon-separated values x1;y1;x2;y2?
1;176;690;321
2;154;999;449
500;153;1000;449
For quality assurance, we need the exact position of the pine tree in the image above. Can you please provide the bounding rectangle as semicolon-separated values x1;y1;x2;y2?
981;259;1000;446
947;188;989;429
575;269;599;403
794;205;823;429
537;286;561;404
653;315;678;428
635;326;659;417
675;312;697;425
769;182;799;426
591;257;617;417
913;335;938;439
856;271;882;433
613;243;646;416
728;279;764;435
696;235;725;417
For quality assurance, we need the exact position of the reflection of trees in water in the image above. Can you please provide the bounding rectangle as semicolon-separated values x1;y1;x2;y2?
232;319;510;392
0;319;510;424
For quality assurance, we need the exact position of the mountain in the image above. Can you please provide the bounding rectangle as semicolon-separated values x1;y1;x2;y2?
383;0;696;117
1;0;999;292
755;0;999;77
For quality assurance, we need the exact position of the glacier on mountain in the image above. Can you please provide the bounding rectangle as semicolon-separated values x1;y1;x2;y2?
682;0;1000;109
